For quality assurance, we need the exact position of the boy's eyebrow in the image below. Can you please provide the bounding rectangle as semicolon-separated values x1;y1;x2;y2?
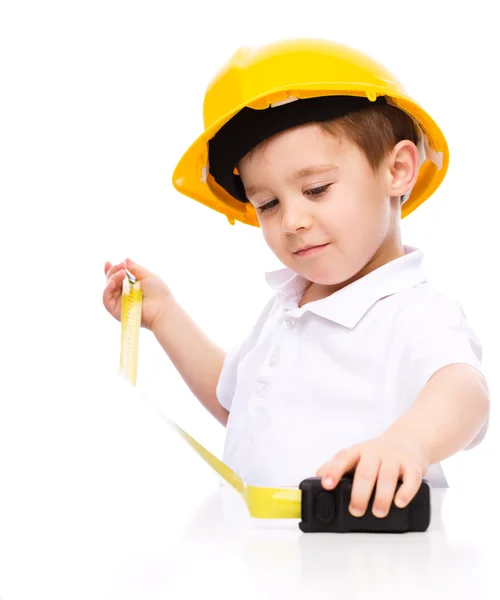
244;184;265;199
292;164;339;179
244;164;338;199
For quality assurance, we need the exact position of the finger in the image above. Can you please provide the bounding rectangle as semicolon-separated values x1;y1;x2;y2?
104;261;111;276
124;258;150;280
349;457;381;517
394;464;423;509
105;261;126;281
372;462;401;518
103;269;126;297
317;446;361;490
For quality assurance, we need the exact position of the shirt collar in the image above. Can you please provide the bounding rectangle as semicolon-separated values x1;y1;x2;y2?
264;246;428;328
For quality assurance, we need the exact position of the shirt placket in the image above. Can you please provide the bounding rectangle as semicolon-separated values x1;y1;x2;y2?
251;306;302;408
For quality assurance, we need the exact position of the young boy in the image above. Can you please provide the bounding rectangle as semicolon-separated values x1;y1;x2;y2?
103;38;489;520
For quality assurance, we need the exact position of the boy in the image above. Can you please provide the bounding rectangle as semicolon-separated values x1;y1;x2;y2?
103;38;489;519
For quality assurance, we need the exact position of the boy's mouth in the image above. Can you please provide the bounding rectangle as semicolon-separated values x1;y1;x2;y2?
293;243;330;256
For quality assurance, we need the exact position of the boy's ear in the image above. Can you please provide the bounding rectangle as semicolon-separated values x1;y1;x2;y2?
387;140;420;198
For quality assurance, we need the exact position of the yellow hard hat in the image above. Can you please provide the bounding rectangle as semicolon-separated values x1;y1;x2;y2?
172;38;448;227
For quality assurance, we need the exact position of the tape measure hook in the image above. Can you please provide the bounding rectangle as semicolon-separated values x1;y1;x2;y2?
125;268;137;284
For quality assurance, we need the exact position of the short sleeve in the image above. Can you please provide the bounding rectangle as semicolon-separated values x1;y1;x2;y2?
216;296;277;412
216;338;248;412
395;293;487;449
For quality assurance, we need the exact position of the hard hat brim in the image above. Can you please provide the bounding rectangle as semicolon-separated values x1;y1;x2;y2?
172;85;449;227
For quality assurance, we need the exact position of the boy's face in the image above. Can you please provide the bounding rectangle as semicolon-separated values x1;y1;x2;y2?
238;123;407;288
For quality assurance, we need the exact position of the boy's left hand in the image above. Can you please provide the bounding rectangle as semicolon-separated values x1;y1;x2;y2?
316;434;429;518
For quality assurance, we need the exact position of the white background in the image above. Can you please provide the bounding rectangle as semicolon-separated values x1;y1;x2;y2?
0;1;498;598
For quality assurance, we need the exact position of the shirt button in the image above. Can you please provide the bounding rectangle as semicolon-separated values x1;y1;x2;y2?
255;382;267;397
282;317;294;330
269;354;278;367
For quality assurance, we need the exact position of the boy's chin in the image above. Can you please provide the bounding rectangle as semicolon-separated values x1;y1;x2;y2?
293;264;353;287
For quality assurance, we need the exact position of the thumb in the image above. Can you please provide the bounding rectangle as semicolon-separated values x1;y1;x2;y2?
124;258;151;279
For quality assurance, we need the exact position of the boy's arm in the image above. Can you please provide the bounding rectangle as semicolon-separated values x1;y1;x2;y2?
316;363;489;517
151;299;229;427
386;363;489;465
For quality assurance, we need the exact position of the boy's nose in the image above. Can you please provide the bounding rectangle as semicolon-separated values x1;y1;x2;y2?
281;204;314;233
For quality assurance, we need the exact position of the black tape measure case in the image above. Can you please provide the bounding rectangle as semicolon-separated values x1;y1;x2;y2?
299;476;431;533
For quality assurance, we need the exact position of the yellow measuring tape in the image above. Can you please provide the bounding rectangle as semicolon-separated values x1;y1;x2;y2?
119;270;302;519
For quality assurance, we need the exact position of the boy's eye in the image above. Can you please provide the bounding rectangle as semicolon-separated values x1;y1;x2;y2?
305;184;331;197
256;184;332;213
257;199;279;213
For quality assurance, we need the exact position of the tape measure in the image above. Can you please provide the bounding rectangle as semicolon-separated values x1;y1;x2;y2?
119;270;302;519
118;270;431;531
119;271;142;386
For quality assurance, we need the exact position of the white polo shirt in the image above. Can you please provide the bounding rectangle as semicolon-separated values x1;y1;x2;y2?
216;246;485;489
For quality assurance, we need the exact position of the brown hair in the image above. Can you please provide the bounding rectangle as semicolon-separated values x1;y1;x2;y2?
320;103;419;171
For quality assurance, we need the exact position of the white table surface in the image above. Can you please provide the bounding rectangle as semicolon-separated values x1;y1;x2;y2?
0;372;496;599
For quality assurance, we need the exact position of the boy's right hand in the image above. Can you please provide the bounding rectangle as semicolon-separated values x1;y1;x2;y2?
103;258;174;332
